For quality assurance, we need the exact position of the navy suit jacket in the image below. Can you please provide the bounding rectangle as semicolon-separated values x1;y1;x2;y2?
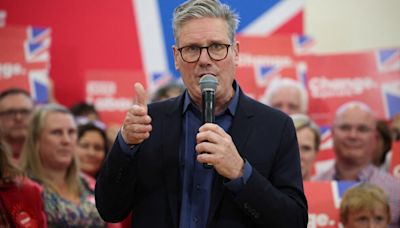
95;89;308;227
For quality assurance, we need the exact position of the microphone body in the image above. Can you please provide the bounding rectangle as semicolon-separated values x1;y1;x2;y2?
199;75;218;169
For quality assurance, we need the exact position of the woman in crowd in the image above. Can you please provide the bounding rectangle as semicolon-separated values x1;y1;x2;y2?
340;183;391;228
77;123;108;178
0;128;47;227
291;113;321;181
20;103;105;227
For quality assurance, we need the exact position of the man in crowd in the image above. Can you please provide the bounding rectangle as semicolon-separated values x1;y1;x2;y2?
0;88;35;162
313;101;400;228
262;77;308;115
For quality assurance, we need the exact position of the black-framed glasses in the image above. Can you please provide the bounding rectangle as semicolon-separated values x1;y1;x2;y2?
0;108;33;119
177;43;231;63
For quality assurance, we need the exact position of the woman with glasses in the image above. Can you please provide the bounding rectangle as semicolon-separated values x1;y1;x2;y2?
291;114;321;181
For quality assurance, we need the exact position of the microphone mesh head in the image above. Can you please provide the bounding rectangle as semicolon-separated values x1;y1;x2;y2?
199;74;218;92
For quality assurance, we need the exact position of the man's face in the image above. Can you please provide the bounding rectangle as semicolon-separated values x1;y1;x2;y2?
332;106;378;166
270;86;302;115
173;17;239;106
0;94;34;141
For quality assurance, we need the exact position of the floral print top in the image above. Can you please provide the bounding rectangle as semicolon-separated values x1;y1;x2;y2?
32;175;106;228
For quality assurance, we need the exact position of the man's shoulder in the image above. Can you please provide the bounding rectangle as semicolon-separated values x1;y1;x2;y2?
369;166;400;186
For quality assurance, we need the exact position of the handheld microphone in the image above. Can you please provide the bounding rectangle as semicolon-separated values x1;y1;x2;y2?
199;74;218;169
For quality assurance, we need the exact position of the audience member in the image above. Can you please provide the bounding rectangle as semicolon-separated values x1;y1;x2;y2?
77;123;109;178
151;82;186;102
372;120;392;171
95;0;308;227
20;103;106;227
70;101;106;131
0;88;35;163
70;101;101;122
390;113;400;141
312;101;400;228
291;113;321;181
340;183;391;228
261;78;308;115
0;127;47;227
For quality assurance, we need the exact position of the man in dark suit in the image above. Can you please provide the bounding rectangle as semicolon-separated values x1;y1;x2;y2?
95;0;308;227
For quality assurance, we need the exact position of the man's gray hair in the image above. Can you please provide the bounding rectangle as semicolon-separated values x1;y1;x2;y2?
262;78;309;114
173;0;239;45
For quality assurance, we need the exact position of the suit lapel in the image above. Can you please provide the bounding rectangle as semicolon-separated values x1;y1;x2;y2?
162;96;184;227
208;91;254;224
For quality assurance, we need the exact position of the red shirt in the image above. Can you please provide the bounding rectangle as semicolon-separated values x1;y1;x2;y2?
0;177;47;228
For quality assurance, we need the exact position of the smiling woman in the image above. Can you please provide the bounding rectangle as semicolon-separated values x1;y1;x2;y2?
20;104;106;227
77;123;109;178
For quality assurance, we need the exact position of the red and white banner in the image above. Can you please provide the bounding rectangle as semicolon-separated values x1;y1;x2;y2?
304;181;358;228
84;70;147;125
0;26;51;103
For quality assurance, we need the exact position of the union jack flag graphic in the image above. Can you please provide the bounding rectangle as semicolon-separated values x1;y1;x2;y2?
255;64;281;87
24;27;51;63
132;0;304;81
313;127;335;176
331;181;359;209
29;70;49;104
27;27;51;43
319;127;333;151
376;48;400;73
381;80;400;118
292;34;315;55
23;27;51;63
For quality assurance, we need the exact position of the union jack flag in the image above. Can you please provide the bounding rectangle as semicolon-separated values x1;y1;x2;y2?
132;0;304;81
376;48;400;73
255;64;281;87
24;27;51;63
313;127;336;176
381;80;400;118
27;27;51;43
292;34;315;55
319;127;333;151
29;70;49;104
331;181;358;209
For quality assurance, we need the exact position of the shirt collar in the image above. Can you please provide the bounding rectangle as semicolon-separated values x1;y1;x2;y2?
182;80;239;116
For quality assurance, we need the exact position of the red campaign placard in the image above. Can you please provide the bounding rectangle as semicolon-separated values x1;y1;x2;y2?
0;26;51;103
301;50;400;127
389;141;400;180
304;181;358;228
84;70;147;126
235;34;314;101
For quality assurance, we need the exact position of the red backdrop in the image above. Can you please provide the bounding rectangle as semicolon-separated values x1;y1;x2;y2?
0;0;143;107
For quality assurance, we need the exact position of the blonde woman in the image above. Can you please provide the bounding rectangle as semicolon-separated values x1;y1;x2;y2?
291;114;321;181
20;103;105;227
